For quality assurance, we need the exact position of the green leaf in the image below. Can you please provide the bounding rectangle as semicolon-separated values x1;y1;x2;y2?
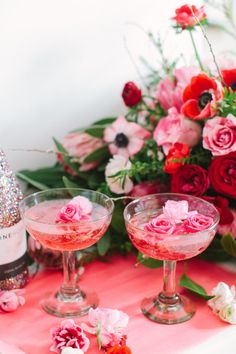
111;202;126;234
17;172;49;190
97;230;111;256
92;117;116;125
84;126;105;138
179;274;214;300
84;145;110;163
137;252;162;268
62;176;80;189
221;234;236;257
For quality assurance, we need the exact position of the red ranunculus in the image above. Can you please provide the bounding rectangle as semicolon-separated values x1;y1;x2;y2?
172;4;207;29
164;142;190;174
202;196;234;225
222;69;236;91
181;73;223;120
130;180;168;197
209;152;236;199
171;164;209;196
106;345;132;354
122;82;142;107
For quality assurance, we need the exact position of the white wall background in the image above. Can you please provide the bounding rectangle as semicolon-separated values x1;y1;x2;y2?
0;0;217;172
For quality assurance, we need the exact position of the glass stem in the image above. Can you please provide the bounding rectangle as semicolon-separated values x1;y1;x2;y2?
158;260;178;304
60;251;81;300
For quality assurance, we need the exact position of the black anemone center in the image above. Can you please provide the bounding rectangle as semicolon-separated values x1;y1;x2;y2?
231;82;236;90
198;92;213;110
114;133;129;148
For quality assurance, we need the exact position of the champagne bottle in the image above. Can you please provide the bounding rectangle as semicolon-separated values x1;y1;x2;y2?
0;149;28;289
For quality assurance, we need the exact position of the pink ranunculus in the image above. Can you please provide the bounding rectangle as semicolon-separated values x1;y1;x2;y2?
153;107;201;154
144;215;176;235
218;210;236;238
105;155;133;195
61;133;104;171
0;290;25;312
56;196;92;223
82;308;129;348
50;319;90;354
155;67;200;112
203;114;236;156
104;116;151;158
182;214;214;233
163;200;196;223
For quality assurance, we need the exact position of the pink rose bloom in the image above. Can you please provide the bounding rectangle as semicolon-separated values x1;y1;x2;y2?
61;132;104;171
182;214;214;233
203;114;236;156
0;290;25;312
56;196;92;223
163;200;196;223
155;67;200;112
82;308;129;348
218;210;236;238
50;319;90;354
105;155;133;194
153;107;201;154
144;215;176;235
104;116;151;158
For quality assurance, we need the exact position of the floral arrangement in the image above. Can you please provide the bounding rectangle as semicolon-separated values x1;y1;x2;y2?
50;308;131;354
0;289;25;312
19;2;236;266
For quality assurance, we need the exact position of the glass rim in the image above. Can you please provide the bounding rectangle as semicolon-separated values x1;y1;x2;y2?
123;192;220;237
20;187;114;226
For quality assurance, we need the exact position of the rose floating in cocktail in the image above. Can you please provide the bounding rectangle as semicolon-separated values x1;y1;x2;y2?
124;193;219;324
20;188;114;317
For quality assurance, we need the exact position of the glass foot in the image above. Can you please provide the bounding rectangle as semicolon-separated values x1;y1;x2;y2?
41;290;99;317
141;293;195;324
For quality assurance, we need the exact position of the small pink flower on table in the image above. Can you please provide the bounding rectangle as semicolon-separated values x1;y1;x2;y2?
203;114;236;156
50;319;90;353
0;290;25;312
104;116;151;158
82;307;129;349
105;155;133;194
153;107;201;154
56;196;92;223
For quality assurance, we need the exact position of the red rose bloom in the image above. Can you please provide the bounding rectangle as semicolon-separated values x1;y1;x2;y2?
164;142;190;174
222;69;236;91
209;152;236;199
130;180;168;197
171;164;209;196
202;196;234;225
172;4;207;29
181;73;223;120
122;82;142;107
106;345;132;354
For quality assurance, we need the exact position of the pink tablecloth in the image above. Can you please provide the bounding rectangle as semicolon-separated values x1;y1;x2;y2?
0;255;235;354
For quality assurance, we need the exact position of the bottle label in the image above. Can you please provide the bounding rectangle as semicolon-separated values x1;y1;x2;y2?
0;221;27;265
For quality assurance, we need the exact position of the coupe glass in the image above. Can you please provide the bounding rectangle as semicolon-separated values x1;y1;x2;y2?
20;188;114;317
124;193;219;324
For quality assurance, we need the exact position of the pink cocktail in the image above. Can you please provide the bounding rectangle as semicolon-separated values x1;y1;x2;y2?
20;188;114;317
124;193;219;324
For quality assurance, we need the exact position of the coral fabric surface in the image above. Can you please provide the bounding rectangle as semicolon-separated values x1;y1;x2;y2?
0;255;235;354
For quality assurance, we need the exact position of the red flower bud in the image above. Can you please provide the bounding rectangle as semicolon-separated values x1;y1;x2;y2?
122;82;142;107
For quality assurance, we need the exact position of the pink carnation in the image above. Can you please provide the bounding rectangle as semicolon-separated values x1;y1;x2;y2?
56;196;92;223
155;67;200;112
50;319;90;354
104;116;151;158
0;290;25;312
153;107;201;154
218;210;236;238
61;133;104;171
203;114;236;156
182;214;214;233
82;308;129;349
144;215;176;235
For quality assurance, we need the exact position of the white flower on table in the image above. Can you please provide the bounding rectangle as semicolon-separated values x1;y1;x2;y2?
219;302;236;324
61;348;84;354
208;282;236;314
